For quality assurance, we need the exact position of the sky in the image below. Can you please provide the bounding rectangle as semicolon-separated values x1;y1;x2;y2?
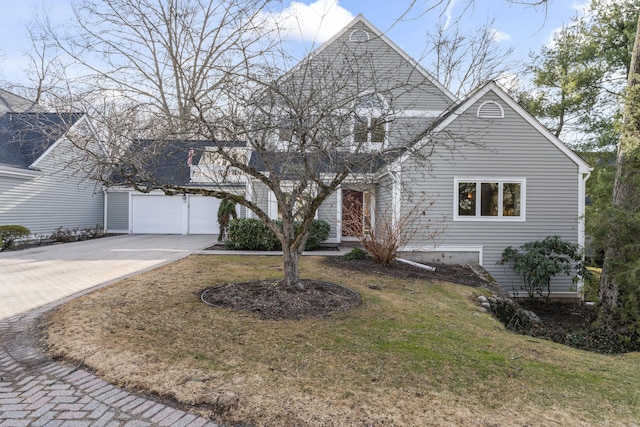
0;0;588;88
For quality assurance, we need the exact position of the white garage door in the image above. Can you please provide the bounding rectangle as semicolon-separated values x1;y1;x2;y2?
131;195;183;234
188;196;221;234
131;194;224;234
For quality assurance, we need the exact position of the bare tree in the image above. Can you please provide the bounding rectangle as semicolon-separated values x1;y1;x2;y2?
342;192;445;267
33;0;465;290
424;18;518;97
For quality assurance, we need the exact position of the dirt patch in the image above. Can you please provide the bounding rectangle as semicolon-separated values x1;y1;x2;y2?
521;301;596;333
201;279;361;320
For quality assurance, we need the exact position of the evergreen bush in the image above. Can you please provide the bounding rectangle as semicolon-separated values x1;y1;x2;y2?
0;225;31;250
226;218;330;251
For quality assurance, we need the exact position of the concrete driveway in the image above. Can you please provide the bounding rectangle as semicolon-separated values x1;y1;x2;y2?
0;234;216;319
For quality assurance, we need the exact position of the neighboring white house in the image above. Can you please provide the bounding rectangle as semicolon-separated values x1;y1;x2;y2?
0;89;104;236
104;15;591;299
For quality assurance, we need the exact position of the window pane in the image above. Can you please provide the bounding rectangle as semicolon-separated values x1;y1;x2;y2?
354;116;368;142
480;183;499;216
458;182;476;216
503;183;521;216
370;117;385;143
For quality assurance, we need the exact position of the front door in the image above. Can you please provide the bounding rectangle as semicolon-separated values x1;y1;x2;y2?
342;189;364;238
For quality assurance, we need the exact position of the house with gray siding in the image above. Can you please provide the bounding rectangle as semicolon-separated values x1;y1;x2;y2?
104;15;590;299
0;89;104;236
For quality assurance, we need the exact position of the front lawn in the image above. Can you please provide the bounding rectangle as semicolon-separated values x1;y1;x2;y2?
42;255;640;426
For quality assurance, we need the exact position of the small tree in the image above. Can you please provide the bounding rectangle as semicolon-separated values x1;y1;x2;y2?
499;236;587;301
342;193;444;267
217;198;237;242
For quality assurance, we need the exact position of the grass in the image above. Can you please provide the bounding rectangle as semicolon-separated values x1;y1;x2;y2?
43;255;640;426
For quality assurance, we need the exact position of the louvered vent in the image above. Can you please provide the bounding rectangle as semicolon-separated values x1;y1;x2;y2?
349;29;370;43
476;101;504;119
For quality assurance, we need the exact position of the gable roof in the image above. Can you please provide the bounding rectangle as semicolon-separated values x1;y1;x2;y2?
0;112;84;169
294;14;457;104
397;81;592;174
0;89;44;114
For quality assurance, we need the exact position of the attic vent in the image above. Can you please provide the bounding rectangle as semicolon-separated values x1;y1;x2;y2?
349;29;370;43
477;101;504;119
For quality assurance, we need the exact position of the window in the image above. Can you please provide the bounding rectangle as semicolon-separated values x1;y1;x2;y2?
354;93;388;146
455;179;525;220
354;116;385;143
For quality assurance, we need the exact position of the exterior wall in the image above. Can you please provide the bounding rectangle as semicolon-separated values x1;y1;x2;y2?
398;91;585;296
314;20;455;112
374;174;394;231
0;138;104;236
252;180;340;242
318;191;339;241
105;191;129;232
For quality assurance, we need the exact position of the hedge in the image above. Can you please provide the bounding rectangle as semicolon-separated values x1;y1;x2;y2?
0;225;31;250
226;218;330;251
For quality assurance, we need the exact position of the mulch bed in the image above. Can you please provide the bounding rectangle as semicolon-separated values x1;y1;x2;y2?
325;257;492;288
201;279;361;320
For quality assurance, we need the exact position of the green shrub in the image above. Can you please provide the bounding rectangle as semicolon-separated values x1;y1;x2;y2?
499;235;587;301
226;218;330;251
301;219;330;250
343;247;369;261
0;225;31;250
227;219;279;250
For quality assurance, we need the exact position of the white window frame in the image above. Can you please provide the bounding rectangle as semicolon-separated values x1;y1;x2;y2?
453;177;526;222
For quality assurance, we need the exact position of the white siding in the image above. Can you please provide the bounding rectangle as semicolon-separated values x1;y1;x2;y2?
0;138;103;236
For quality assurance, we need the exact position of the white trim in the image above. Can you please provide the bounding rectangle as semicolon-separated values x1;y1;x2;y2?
577;172;590;249
268;190;278;219
391;110;444;118
103;189;108;233
476;100;504;118
453;177;527;222
400;245;484;266
336;186;343;242
510;291;580;300
0;166;42;179
392;169;401;229
245;180;254;219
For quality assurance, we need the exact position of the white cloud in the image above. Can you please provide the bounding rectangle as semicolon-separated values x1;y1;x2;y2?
260;0;354;43
491;29;511;43
443;0;461;30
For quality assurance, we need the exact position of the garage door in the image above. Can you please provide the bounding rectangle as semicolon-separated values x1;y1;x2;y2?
131;194;225;234
188;196;221;234
131;195;183;234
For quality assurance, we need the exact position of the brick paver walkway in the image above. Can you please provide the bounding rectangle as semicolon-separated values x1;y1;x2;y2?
0;310;219;427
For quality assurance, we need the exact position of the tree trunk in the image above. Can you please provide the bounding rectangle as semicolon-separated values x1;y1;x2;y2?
598;13;640;316
282;245;303;290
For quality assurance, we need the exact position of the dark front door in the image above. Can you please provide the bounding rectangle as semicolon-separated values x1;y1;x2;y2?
342;189;363;237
